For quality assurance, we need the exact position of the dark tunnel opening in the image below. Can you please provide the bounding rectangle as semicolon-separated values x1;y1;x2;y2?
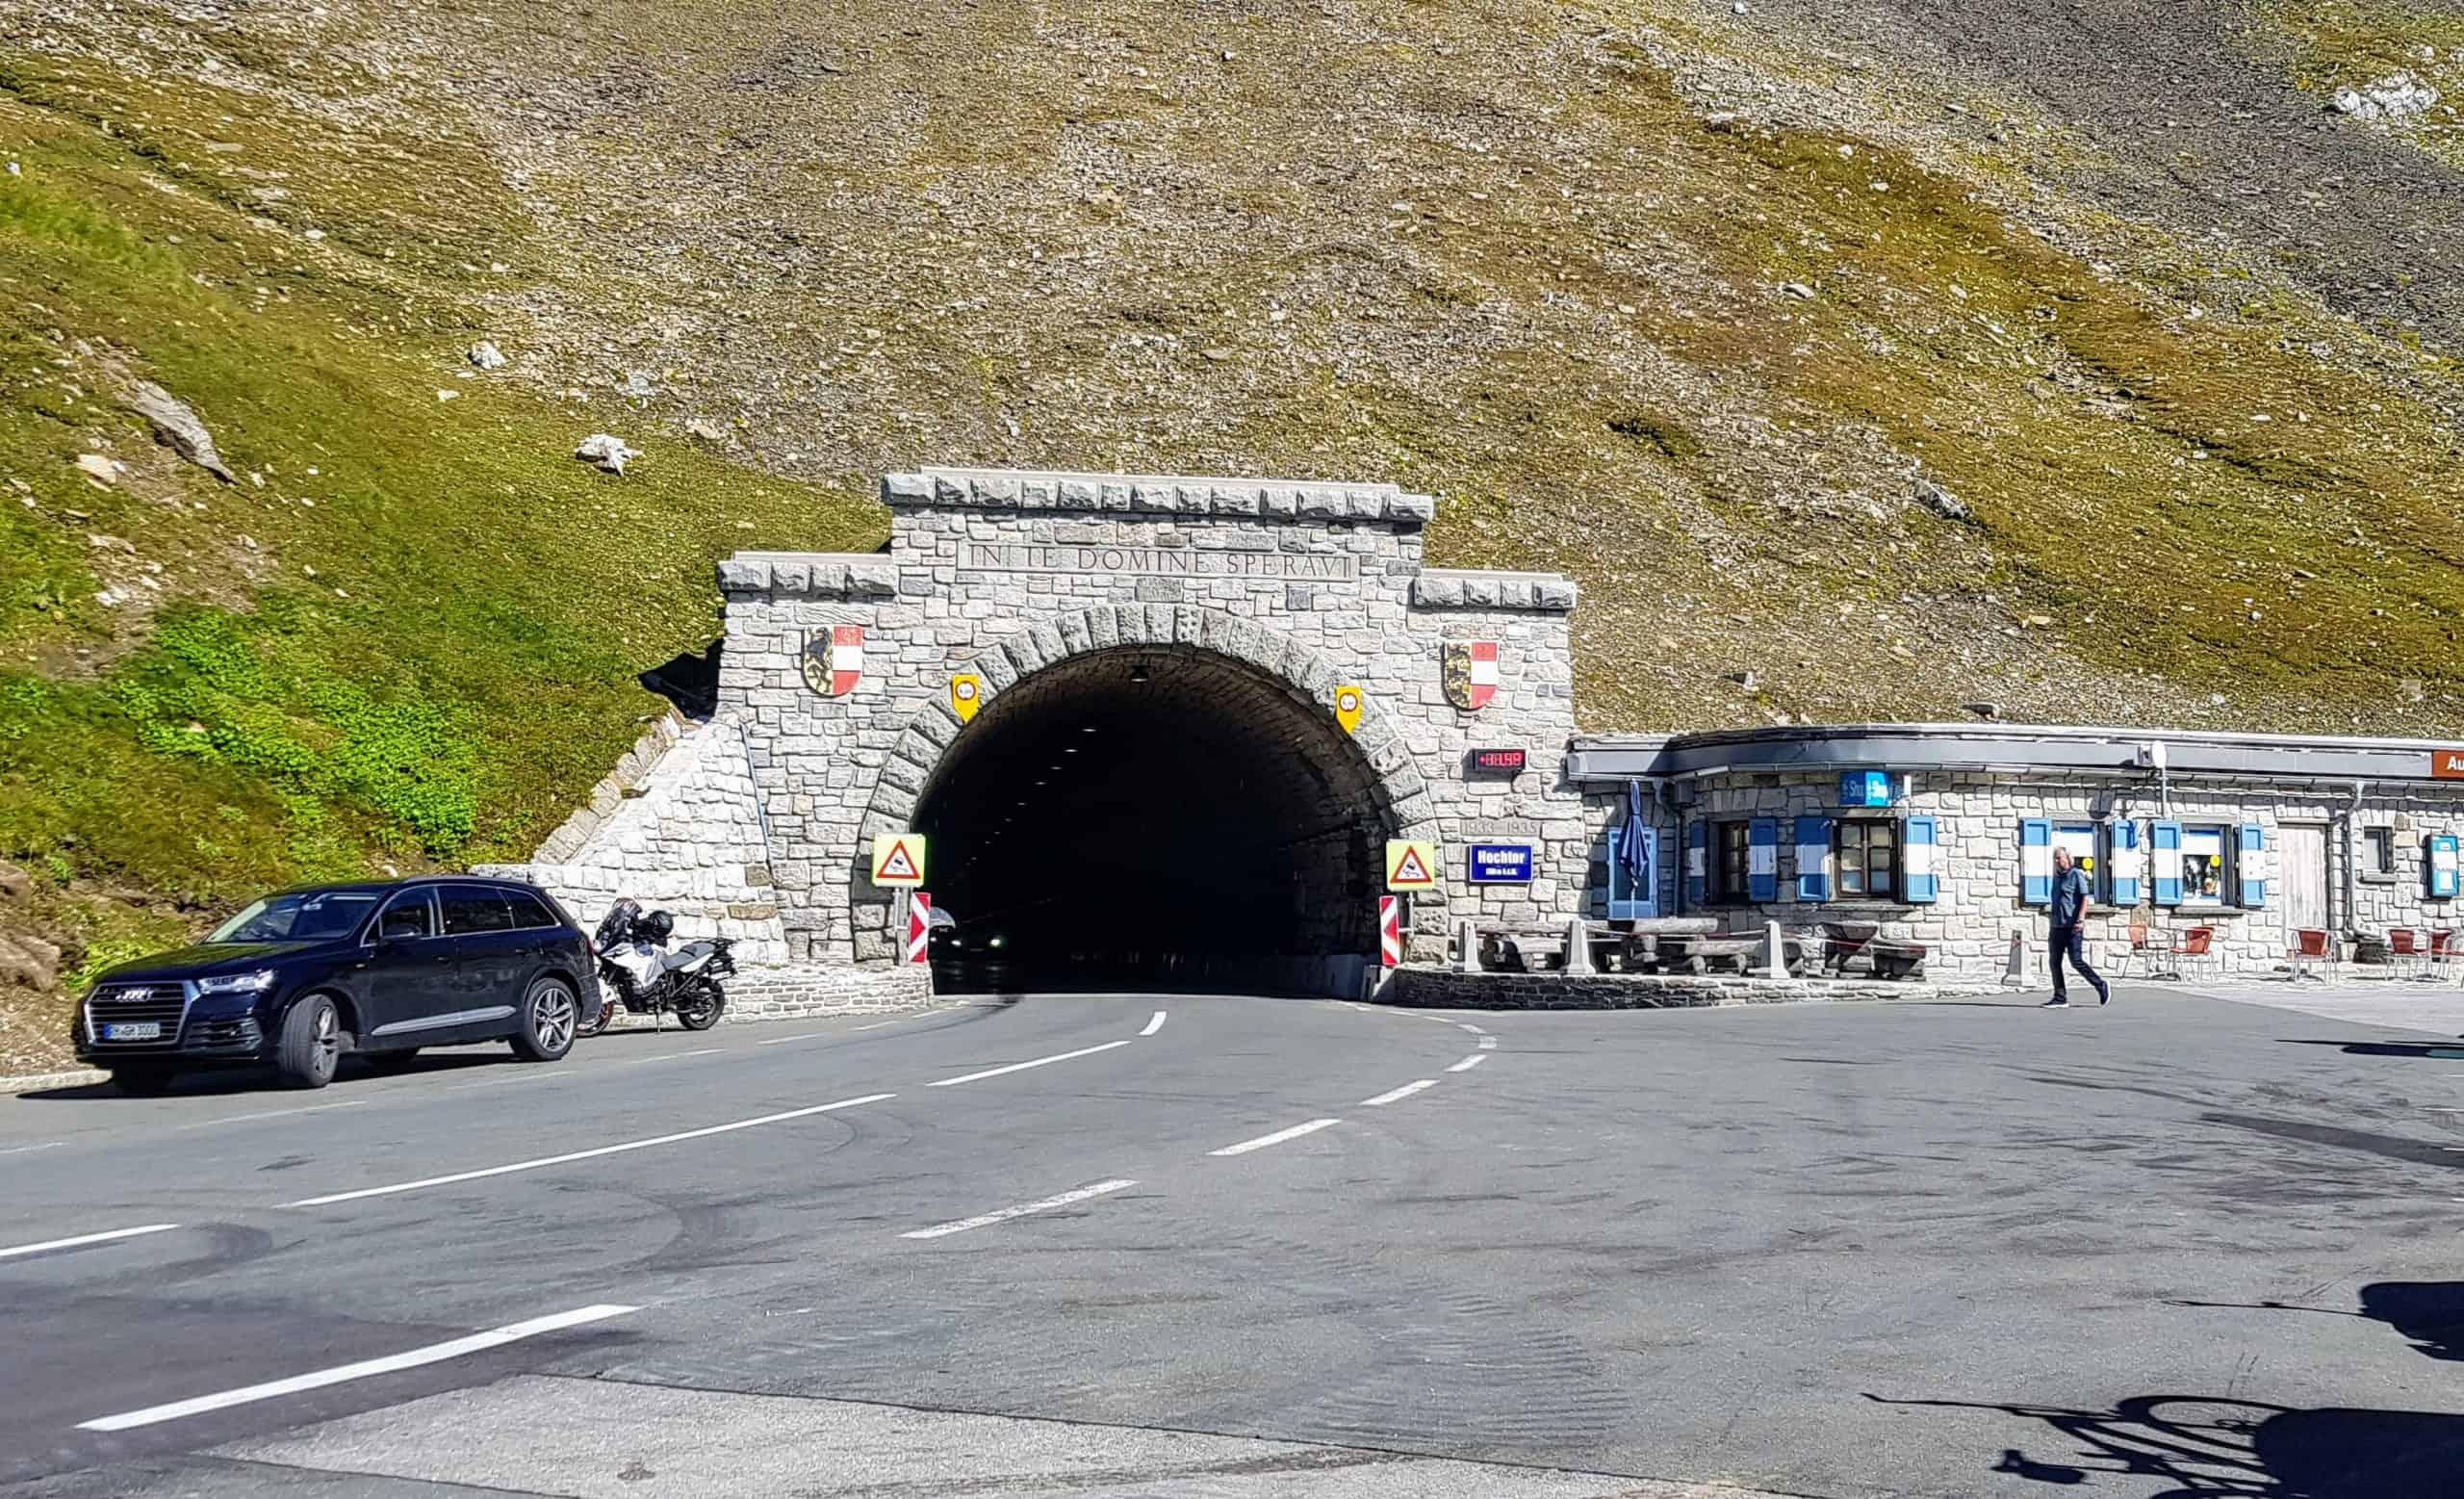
912;647;1393;996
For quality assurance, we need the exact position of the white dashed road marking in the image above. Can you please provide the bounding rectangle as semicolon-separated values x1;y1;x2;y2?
1140;1010;1168;1037
0;1223;180;1261
284;1095;895;1206
625;1047;725;1066
901;1178;1139;1240
0;1141;64;1156
1359;1080;1437;1107
758;1031;833;1046
76;1304;637;1431
1448;1053;1488;1073
1210;1119;1342;1157
1478;1035;1498;1050
927;1040;1133;1088
175;1099;367;1130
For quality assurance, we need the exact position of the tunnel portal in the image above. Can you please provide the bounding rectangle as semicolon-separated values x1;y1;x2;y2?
914;646;1391;994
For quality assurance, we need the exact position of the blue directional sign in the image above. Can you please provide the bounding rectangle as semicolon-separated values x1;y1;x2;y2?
1467;842;1535;884
1839;770;1898;808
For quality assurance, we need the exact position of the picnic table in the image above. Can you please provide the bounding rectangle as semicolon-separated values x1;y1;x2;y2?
1817;920;1928;980
1656;928;1808;977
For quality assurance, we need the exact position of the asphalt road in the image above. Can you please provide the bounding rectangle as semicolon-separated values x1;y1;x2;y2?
4;986;2463;1498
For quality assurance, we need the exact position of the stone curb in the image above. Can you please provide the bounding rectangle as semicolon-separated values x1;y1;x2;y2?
1373;968;2006;1010
1;1066;109;1097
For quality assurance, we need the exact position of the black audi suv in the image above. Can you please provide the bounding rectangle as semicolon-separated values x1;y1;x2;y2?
72;876;598;1094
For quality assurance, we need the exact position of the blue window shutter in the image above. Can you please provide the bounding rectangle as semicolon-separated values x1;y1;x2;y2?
1685;820;1708;907
1905;816;1938;903
1794;815;1833;901
2429;834;2460;899
2236;823;2267;908
2109;820;2142;906
1604;824;1626;917
1748;816;1780;903
2019;818;2052;906
2152;820;2184;906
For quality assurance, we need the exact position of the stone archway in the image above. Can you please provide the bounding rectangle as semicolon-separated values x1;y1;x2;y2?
847;604;1442;991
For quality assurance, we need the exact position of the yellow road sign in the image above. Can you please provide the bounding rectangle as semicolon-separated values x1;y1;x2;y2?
950;673;984;724
871;832;928;888
1385;840;1440;891
1333;684;1364;736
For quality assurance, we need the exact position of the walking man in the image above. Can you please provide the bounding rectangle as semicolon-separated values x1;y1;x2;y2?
2043;845;2111;1008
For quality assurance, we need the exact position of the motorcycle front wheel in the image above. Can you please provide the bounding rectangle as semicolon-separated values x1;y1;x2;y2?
576;997;615;1039
675;979;726;1031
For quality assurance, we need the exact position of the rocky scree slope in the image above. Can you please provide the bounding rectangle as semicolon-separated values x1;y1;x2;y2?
3;0;2464;1068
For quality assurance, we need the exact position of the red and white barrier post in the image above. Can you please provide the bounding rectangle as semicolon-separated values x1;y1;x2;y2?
905;891;932;965
1378;894;1404;970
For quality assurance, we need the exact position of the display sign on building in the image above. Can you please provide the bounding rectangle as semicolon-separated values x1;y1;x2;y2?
1466;747;1527;777
1838;770;1899;807
1467;842;1535;884
2435;750;2464;781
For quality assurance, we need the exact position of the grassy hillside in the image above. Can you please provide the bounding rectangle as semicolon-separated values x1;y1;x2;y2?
0;50;878;1066
4;0;2463;1066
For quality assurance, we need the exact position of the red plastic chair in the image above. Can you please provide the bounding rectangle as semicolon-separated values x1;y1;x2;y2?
2288;928;2338;984
2390;927;2426;980
2178;925;2217;986
2431;930;2461;982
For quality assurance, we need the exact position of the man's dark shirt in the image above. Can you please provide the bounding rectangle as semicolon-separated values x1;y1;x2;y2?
2050;866;2092;928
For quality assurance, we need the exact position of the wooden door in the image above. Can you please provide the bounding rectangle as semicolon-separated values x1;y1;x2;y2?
2278;824;2330;933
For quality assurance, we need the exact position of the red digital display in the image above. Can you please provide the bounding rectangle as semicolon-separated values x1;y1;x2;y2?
1469;747;1527;773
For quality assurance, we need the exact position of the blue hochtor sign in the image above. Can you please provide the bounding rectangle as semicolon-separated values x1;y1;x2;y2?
1467;842;1535;884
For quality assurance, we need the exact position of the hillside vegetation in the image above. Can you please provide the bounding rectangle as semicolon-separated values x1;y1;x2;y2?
4;0;2463;1066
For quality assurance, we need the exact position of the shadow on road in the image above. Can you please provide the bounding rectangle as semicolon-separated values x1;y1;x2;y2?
2169;1283;2464;1364
1868;1392;2464;1496
2273;1039;2464;1059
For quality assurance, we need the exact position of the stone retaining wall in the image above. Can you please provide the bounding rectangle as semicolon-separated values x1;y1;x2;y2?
1377;966;1989;1010
595;961;937;1029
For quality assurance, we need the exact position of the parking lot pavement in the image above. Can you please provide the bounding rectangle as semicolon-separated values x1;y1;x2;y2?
11;989;2464;1498
2182;979;2464;1039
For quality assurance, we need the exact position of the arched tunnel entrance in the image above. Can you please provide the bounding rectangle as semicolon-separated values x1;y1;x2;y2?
913;646;1395;995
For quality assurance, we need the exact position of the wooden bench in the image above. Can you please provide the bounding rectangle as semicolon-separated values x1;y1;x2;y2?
1818;921;1928;980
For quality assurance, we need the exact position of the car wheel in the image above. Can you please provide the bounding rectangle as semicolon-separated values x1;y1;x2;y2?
275;995;342;1090
674;979;726;1031
363;1048;422;1073
111;1065;177;1096
510;977;578;1062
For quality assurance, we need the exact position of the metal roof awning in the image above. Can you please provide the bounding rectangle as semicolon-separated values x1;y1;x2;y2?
1563;723;2464;786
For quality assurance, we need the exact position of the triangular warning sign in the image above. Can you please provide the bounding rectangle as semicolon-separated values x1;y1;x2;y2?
1391;846;1432;886
876;840;919;882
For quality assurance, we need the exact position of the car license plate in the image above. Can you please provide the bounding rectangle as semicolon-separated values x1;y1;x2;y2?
102;1021;162;1041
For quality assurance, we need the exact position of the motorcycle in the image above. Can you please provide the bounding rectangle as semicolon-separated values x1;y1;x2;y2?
578;897;735;1037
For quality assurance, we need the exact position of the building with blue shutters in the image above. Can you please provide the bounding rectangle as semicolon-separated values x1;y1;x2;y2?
1567;724;2464;983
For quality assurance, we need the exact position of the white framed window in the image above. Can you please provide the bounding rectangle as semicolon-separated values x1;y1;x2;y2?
2051;822;2098;900
2179;825;2229;906
1835;819;1899;898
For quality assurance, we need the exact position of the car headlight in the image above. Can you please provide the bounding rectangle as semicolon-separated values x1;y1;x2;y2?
196;969;278;995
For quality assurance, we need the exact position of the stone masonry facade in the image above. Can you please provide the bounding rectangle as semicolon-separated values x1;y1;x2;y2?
1578;769;2464;984
708;467;1586;975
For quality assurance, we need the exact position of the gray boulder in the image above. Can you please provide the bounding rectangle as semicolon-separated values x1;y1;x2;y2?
575;433;641;475
123;381;233;482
